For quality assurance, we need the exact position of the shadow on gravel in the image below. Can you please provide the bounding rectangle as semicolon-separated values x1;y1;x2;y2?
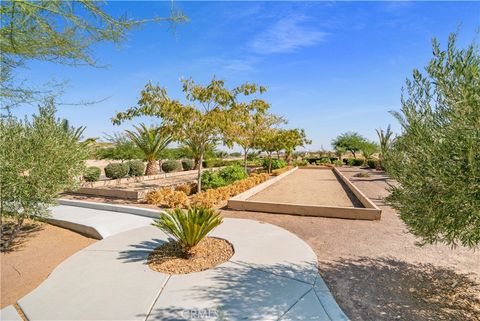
319;257;480;321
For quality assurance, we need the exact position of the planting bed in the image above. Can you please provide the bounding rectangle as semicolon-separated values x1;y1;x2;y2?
228;167;381;220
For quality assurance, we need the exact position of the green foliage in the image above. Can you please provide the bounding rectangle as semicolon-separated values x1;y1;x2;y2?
126;160;145;177
0;100;88;251
318;157;331;164
104;163;129;179
346;158;363;166
201;165;247;190
385;34;480;248
376;125;394;169
83;166;101;182
201;171;226;190
293;159;308;166
181;159;194;171
332;132;368;158
162;160;180;173
153;207;223;253
125;124;172;161
333;160;344;166
203;159;241;168
230;152;242;157
262;159;286;170
367;159;377;169
360;141;379;163
0;1;186;110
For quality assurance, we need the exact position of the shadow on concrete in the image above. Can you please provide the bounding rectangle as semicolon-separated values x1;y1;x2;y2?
117;238;167;263
147;262;324;321
319;257;480;321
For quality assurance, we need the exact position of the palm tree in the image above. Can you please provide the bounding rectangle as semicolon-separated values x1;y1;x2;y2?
375;125;394;168
179;139;216;169
125;124;172;175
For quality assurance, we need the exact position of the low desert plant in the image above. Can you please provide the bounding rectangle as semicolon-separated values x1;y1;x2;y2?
104;162;129;179
181;159;194;171
126;160;145;177
367;159;377;169
271;166;293;176
175;184;194;196
83;166;101;182
161;160;180;173
152;207;223;254
333;160;343;166
145;188;189;208
262;158;286;170
293;159;308;167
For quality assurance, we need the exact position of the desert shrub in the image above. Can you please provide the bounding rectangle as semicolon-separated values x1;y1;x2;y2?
104;162;129;179
333;160;343;166
146;188;189;208
293;159;308;167
175;184;194;196
218;165;247;182
201;170;226;190
272;166;293;176
367;159;377;169
181;159;194;171
83;166;101;182
319;157;331;164
262;159;286;170
346;158;363;166
152;207;223;254
126;160;145;176
162;160;179;173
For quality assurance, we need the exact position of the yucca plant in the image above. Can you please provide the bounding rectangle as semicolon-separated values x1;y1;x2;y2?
152;207;223;255
125;123;172;175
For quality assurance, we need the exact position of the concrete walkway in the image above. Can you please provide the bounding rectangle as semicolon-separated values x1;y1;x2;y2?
1;203;348;321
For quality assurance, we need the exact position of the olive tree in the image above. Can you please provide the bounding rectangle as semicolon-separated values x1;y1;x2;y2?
0;99;88;251
112;78;265;192
385;34;480;248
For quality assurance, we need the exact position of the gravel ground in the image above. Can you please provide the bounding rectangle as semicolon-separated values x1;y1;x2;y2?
248;168;363;207
1;223;96;308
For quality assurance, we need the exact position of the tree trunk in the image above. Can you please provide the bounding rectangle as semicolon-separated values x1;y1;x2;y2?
351;150;356;159
197;152;204;193
1;216;24;252
145;160;159;175
243;148;249;174
268;153;273;174
193;156;200;170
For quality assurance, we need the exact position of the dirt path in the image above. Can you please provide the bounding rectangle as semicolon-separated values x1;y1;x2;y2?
1;223;96;308
221;168;480;321
248;169;363;207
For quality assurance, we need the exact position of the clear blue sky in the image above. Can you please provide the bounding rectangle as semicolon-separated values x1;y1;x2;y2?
13;1;480;150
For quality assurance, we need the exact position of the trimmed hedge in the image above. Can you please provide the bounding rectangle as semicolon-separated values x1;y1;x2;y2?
126;160;145;177
162;160;180;173
181;159;194;171
104;162;129;179
344;158;364;166
83;166;101;182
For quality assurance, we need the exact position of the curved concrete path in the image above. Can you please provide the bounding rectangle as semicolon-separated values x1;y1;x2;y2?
1;203;348;321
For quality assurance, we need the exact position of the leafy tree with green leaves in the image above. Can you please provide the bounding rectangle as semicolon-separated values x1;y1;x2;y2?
125;123;172;175
112;78;265;192
256;128;284;173
385;33;480;248
281;128;311;164
331;132;368;159
0;98;88;251
0;0;186;110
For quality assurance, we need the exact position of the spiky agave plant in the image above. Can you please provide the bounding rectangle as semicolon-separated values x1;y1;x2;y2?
153;207;223;255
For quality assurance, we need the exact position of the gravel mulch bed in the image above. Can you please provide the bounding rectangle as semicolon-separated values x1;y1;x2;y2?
148;237;234;274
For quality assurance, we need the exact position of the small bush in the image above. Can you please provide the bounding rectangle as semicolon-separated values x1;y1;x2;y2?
367;159;377;169
83;166;101;182
293;160;308;167
181;159;194;171
201;170;226;190
126;160;145;177
152;207;223;254
175;184;195;196
319;157;331;164
104;162;129;179
162;160;180;173
333;160;343;166
262;159;287;170
145;187;189;208
272;166;293;176
346;158;363;166
218;165;247;182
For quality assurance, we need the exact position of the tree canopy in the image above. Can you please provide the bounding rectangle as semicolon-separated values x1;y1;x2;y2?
112;78;266;191
331;132;368;159
384;33;480;248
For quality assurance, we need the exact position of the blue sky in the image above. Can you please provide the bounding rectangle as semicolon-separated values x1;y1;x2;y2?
12;1;480;150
